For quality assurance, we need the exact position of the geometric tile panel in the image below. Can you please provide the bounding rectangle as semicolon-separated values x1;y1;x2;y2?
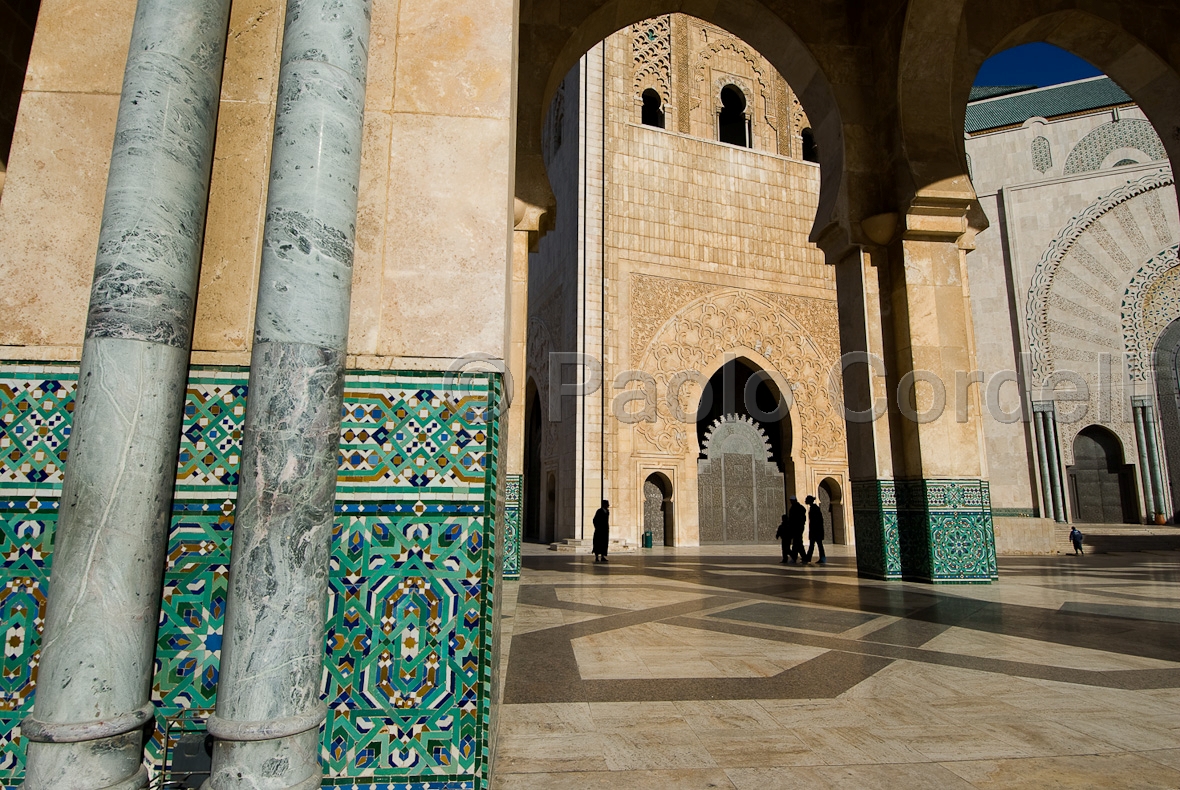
174;371;249;496
0;367;77;496
850;480;900;581
502;475;521;581
0;364;503;790
897;479;997;585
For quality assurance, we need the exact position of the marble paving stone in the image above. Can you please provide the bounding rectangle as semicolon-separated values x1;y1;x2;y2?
1145;748;1180;770
941;753;1180;788
554;586;708;610
699;731;814;768
672;700;782;731
963;717;1123;756
601;728;719;771
1040;713;1180;752
493;768;739;789
922;625;1180;671
497;548;1180;788
572;622;828;679
712;602;878;633
493;732;611;775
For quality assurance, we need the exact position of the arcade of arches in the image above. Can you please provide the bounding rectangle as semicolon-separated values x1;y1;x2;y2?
0;0;1179;787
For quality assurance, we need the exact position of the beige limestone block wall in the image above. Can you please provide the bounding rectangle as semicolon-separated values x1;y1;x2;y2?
0;0;518;372
993;517;1056;555
190;0;287;366
600;24;847;545
356;0;516;370
0;0;136;361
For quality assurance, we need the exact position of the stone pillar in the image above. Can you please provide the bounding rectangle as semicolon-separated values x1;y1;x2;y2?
1133;396;1168;521
1032;402;1066;522
22;3;231;787
1144;404;1170;519
830;243;900;580
880;182;996;583
205;2;370;788
1132;398;1156;520
504;211;542;580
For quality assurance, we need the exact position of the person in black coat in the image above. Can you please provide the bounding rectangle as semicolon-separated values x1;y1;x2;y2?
776;496;807;564
593;500;610;562
805;494;826;564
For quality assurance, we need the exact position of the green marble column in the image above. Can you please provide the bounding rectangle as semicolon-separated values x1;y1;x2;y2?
205;1;371;787
21;2;231;787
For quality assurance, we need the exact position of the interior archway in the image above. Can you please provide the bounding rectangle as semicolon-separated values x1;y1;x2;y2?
818;477;847;545
642;472;674;546
898;3;1180;201
516;0;856;245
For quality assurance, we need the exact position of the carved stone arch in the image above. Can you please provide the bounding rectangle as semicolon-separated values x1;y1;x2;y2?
1025;169;1176;382
1063;119;1167;176
634;289;845;464
695;37;777;132
632;15;672;105
897;2;1180;206
1123;246;1180;381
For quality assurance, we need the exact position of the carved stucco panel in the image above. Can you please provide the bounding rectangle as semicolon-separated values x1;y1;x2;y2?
632;288;845;464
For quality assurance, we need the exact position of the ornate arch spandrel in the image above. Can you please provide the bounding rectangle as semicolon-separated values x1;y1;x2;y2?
633;288;845;464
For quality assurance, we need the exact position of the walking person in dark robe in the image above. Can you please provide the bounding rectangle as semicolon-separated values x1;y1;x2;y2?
777;496;806;564
775;513;790;564
593;500;610;562
805;494;826;565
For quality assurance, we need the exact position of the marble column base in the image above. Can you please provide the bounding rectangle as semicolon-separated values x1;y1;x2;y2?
22;338;189;789
850;479;902;581
204;727;320;790
896;479;998;584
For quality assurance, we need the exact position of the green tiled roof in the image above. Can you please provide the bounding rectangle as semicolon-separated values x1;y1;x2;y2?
966;77;1131;134
969;85;1035;101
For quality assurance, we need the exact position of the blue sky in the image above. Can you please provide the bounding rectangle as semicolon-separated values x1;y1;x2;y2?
974;43;1103;87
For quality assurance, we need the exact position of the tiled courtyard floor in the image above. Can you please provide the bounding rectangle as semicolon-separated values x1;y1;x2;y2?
492;543;1180;788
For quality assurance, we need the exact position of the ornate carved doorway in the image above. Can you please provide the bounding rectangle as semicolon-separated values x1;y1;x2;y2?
1068;426;1139;524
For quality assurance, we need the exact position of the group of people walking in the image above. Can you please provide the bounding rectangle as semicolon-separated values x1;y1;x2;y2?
591;495;829;564
776;494;826;565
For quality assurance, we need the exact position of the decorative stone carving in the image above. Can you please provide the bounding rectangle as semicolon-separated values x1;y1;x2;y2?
1123;246;1180;380
629;274;840;363
545;82;565;160
632;15;672;104
1025;170;1175;381
1063;119;1166;175
1031;136;1052;173
693;35;776;133
697;414;784;542
633;288;845;464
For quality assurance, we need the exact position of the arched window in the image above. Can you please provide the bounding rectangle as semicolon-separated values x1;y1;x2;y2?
641;88;665;129
718;84;749;147
801;127;818;163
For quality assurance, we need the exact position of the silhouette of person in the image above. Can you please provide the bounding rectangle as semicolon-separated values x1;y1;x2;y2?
778;496;807;564
805;494;826;565
593;499;610;562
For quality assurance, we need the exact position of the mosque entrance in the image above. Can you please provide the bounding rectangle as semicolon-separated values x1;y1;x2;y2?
695;359;791;543
1068;426;1138;524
